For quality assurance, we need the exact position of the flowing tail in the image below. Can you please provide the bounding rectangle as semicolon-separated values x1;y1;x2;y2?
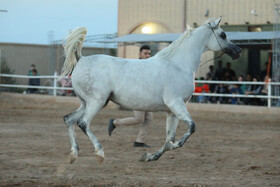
59;27;87;80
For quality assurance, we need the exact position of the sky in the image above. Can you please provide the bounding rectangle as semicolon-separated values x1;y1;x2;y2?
0;0;118;44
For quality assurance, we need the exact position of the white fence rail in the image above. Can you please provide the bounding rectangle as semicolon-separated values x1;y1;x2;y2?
1;73;280;107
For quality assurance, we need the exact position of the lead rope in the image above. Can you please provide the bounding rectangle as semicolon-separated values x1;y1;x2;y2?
199;52;224;67
199;24;225;67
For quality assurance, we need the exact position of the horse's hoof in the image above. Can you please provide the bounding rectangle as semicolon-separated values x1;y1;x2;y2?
69;153;77;164
139;152;150;162
95;149;105;164
95;154;104;164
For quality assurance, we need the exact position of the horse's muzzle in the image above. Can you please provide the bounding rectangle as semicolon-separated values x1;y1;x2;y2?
223;44;241;60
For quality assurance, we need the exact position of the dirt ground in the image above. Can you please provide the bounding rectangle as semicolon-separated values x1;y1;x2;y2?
0;92;279;187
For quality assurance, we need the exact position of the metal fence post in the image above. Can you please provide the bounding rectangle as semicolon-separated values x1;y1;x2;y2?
268;79;271;107
53;72;57;96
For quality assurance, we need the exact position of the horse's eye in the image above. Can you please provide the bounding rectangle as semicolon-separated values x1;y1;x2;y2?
220;32;226;40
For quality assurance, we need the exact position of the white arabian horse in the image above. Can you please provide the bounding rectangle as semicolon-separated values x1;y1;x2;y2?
61;17;241;164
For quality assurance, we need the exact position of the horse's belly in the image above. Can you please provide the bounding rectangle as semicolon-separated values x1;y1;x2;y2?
110;93;168;112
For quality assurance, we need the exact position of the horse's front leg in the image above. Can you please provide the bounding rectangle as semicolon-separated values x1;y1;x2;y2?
167;98;195;148
140;98;195;162
140;112;179;162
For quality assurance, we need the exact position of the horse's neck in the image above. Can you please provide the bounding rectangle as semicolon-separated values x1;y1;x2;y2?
170;26;211;73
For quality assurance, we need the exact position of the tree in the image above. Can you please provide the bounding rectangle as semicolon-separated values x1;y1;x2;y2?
0;58;18;92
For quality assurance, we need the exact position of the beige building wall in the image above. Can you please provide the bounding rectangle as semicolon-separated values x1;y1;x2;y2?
0;43;50;76
118;0;185;35
186;0;277;26
118;0;279;77
118;0;186;59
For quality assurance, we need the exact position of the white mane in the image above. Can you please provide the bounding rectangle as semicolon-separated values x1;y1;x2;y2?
155;25;193;58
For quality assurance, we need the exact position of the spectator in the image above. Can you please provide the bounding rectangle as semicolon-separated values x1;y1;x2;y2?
224;62;236;81
245;77;263;105
215;60;226;80
260;75;270;105
229;84;242;104
107;45;153;148
237;75;246;104
27;69;40;94
28;64;36;76
206;72;215;103
246;73;253;82
237;75;246;94
261;75;270;95
214;83;229;104
206;65;215;80
195;77;210;103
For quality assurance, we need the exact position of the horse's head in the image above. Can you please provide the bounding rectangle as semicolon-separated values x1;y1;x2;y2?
205;17;241;60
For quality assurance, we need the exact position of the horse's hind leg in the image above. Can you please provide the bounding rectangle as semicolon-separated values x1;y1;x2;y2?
64;104;85;163
77;99;105;163
140;112;179;162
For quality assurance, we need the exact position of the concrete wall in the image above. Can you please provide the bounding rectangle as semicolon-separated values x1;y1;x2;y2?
0;43;50;76
0;43;116;85
186;0;276;26
0;43;116;75
119;0;279;34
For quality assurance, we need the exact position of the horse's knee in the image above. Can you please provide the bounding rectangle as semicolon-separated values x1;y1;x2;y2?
64;114;72;126
64;111;81;126
77;119;87;135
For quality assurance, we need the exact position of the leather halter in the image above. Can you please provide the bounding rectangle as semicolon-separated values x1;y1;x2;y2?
199;24;225;67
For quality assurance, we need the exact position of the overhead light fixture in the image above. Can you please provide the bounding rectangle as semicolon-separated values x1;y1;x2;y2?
251;10;257;16
142;26;152;34
248;26;262;32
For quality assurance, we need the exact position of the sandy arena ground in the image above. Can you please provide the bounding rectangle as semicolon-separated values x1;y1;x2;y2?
0;92;279;187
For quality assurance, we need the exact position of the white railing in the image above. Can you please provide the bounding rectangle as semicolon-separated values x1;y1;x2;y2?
0;73;280;107
193;80;280;107
0;72;71;97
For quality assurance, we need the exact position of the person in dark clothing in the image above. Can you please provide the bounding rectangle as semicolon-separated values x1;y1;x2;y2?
215;60;226;80
206;65;215;80
214;83;229;104
27;69;40;93
229;84;242;104
224;62;236;81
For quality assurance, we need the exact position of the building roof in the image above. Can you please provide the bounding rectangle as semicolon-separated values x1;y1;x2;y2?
97;31;280;45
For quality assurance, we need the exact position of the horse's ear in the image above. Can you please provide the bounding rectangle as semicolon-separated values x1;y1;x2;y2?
215;17;222;26
209;17;221;29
